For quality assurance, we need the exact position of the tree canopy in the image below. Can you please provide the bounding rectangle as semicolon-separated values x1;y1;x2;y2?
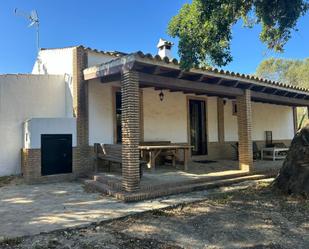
168;0;309;70
256;57;309;128
256;57;309;88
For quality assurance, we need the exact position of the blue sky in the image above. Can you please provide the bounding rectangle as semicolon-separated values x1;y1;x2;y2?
0;0;308;74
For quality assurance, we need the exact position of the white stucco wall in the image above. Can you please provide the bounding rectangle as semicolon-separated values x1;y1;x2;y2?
32;48;74;117
207;97;218;142
0;74;68;176
87;82;294;148
143;89;188;143
88;80;115;145
252;102;294;140
87;51;118;67
88;85;221;144
32;48;119;73
32;48;74;75
224;99;238;141
224;99;294;141
24;118;77;149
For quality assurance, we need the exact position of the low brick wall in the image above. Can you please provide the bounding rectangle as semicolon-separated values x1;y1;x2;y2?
21;146;93;183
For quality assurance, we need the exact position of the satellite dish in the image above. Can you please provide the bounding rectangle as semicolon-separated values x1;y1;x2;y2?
15;8;40;52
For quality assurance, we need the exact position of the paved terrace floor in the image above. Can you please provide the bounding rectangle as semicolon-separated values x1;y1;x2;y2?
96;159;282;189
0;160;282;239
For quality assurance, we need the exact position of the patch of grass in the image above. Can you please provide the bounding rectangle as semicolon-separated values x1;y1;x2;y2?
151;209;175;217
209;192;235;205
0;237;23;246
238;181;273;197
0;176;15;188
256;181;272;189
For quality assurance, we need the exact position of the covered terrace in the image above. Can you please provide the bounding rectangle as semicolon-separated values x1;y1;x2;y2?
84;52;309;193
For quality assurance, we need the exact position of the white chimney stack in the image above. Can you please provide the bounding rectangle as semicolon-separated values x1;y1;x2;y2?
157;38;173;59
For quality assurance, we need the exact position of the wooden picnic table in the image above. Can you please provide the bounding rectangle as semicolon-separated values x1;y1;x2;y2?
139;144;193;171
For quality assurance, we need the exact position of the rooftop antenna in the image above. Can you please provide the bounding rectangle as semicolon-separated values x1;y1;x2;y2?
15;8;40;53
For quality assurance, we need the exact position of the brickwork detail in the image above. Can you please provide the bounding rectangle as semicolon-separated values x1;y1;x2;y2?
237;90;253;172
21;149;41;181
217;97;225;143
72;46;92;174
73;46;88;147
21;147;87;183
121;71;141;192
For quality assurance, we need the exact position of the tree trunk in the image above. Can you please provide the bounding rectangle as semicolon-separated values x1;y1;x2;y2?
273;124;309;197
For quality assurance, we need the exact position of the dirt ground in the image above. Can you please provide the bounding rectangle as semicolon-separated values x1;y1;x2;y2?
0;181;308;249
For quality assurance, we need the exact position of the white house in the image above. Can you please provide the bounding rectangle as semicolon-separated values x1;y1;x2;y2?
0;42;307;194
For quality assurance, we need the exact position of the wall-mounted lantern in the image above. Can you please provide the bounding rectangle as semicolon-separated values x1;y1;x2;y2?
159;90;164;101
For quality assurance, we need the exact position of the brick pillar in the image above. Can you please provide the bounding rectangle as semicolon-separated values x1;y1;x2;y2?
121;71;140;192
217;97;225;143
72;46;90;175
237;90;253;172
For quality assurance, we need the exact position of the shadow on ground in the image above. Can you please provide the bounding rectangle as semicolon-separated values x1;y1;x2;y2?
0;181;308;249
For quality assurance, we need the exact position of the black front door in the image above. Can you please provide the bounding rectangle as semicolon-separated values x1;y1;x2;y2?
189;99;207;155
41;134;72;176
115;91;122;143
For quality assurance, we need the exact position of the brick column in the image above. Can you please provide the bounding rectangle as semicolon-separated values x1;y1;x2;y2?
237;90;253;172
121;71;141;192
72;46;91;175
73;46;88;146
217;97;225;143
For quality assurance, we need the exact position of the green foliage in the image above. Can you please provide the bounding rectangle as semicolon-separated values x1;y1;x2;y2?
256;58;309;88
256;57;309;128
168;0;309;70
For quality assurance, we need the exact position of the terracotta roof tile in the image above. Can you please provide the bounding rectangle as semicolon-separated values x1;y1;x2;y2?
132;51;309;93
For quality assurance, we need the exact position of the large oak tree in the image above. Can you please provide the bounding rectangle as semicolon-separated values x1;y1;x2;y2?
168;0;309;70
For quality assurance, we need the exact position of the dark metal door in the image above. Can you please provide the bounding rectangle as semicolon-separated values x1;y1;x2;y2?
189;100;207;155
41;134;72;176
116;91;122;143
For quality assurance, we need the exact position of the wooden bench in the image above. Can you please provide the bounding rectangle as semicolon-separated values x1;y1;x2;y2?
94;144;144;177
94;144;122;172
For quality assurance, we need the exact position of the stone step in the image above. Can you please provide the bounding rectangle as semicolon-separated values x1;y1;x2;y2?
85;173;275;202
92;170;262;193
93;175;123;191
121;173;275;202
84;179;120;196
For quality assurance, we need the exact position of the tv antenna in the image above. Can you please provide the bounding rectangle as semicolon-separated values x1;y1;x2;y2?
15;8;40;53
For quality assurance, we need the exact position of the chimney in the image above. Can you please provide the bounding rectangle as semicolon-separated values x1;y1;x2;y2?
157;38;173;59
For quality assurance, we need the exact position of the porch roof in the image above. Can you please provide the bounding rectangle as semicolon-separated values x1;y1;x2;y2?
83;52;309;106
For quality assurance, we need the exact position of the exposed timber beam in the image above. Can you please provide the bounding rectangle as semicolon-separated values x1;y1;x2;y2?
251;91;309;106
100;73;121;83
216;78;225;85
138;72;244;97
233;81;240;87
177;71;185;79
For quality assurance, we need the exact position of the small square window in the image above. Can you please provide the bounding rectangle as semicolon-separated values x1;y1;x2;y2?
232;101;237;115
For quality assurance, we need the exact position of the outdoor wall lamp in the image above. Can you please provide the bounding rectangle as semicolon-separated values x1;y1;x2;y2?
159;90;164;101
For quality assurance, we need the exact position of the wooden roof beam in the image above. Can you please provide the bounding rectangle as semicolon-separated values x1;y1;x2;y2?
251;91;309;106
138;72;244;97
215;78;225;85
